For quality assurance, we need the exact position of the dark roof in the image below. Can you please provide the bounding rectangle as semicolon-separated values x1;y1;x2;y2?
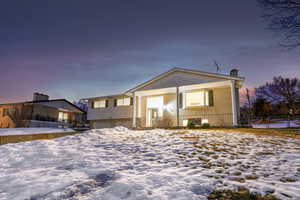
81;93;126;100
0;99;86;113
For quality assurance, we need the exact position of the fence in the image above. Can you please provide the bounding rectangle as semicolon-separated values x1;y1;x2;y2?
242;114;300;128
135;113;234;128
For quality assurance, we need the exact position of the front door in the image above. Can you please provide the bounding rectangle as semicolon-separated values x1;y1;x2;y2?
146;108;159;127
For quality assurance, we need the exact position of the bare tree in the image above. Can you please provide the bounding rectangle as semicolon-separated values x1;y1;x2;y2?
258;0;300;48
256;76;300;114
245;88;253;122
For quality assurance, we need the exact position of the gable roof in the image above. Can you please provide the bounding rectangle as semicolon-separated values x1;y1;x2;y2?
0;99;86;113
125;67;245;93
81;93;127;100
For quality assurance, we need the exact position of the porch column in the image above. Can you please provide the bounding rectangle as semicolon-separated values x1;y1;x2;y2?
176;86;180;127
132;93;137;128
138;96;142;118
231;80;238;126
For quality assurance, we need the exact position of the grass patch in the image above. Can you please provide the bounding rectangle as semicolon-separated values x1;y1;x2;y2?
256;151;275;156
0;131;80;145
176;127;300;139
172;131;188;135
245;175;259;180
231;177;246;183
204;128;300;139
279;177;296;183
208;187;280;200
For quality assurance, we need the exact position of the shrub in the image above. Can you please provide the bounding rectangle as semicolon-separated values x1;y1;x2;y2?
208;187;279;200
202;123;210;128
187;122;196;129
155;116;173;128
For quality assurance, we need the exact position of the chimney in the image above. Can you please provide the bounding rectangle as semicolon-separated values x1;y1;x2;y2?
33;93;49;101
230;69;239;77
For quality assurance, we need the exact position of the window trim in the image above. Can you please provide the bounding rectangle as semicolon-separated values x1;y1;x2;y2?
58;112;68;122
116;97;131;107
185;90;210;108
93;100;107;109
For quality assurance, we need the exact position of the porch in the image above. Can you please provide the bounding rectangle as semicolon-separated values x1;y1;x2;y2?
131;80;239;128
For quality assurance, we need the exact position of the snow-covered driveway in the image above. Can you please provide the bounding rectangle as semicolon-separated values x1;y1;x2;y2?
0;127;299;200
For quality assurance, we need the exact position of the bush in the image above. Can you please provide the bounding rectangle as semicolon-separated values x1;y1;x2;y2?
202;123;210;128
155;116;173;128
208;187;279;200
187;122;196;129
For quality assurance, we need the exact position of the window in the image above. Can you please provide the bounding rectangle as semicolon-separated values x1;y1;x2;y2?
116;97;131;106
2;108;8;117
93;100;106;108
58;112;68;122
147;96;164;108
186;91;209;107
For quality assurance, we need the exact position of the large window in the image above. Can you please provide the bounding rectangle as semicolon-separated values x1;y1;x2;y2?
116;97;131;106
93;100;106;108
147;96;164;108
58;112;68;122
186;91;209;107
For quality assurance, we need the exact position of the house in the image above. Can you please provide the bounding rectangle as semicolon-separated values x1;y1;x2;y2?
84;67;245;128
0;93;86;128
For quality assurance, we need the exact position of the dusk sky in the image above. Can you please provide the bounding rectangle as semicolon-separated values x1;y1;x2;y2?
1;0;299;103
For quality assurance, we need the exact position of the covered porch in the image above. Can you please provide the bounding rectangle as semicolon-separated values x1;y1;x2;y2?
131;80;239;128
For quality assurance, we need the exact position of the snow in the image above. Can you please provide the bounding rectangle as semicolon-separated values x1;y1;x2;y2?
0;127;299;200
0;128;75;136
252;120;300;128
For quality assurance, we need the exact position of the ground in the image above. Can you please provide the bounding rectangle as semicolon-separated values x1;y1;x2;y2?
0;128;74;136
0;127;299;200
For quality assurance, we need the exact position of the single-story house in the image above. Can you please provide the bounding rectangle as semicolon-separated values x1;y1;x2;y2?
0;93;86;128
84;67;245;128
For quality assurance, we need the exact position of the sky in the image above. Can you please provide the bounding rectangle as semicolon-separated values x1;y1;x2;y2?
0;0;299;103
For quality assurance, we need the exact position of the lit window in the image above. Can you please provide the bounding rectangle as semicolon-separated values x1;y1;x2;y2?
94;100;106;108
58;112;68;122
117;97;131;106
202;119;209;124
147;96;164;108
183;119;188;127
186;91;209;107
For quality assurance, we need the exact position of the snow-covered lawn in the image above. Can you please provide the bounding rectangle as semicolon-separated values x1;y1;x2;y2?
0;127;299;200
0;128;75;136
252;120;300;128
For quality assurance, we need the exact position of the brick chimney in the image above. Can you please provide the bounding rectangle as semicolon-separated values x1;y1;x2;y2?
230;69;239;77
33;93;49;101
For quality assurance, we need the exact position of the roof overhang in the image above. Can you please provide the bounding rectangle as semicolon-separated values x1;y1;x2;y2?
125;67;245;94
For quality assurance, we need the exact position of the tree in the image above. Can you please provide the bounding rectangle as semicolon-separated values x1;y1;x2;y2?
246;88;253;117
256;76;300;114
258;0;300;48
253;98;273;118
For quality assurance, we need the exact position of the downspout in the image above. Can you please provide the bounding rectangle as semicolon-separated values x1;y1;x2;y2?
231;80;238;126
132;92;137;128
176;86;180;127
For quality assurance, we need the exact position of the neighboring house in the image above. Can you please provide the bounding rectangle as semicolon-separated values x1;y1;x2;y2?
0;93;86;128
84;68;245;128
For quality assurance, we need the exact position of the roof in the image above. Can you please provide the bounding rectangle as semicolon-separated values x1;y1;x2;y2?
81;93;128;100
83;67;245;100
125;67;245;93
0;99;86;113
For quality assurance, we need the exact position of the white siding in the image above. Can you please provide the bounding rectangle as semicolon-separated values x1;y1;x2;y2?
87;98;133;120
91;119;132;129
